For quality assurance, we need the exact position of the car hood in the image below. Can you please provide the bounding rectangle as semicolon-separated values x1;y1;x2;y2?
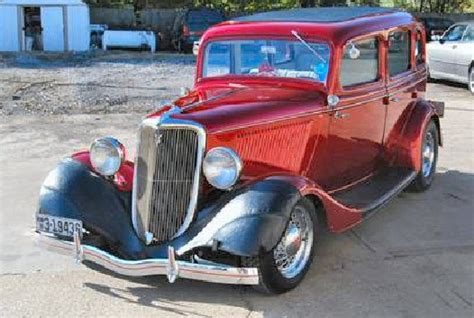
149;84;327;133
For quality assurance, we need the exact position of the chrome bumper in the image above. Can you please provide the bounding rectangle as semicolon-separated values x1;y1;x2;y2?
36;232;259;285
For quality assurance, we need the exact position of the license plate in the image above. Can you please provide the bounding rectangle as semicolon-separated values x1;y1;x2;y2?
36;214;82;238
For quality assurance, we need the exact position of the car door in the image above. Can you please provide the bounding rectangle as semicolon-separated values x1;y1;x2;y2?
432;24;468;81
456;25;474;82
322;36;386;191
385;28;422;162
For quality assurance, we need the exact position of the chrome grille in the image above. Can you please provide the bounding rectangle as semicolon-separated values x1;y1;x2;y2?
133;120;203;244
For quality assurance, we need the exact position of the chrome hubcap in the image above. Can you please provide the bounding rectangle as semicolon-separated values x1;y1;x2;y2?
274;206;313;279
422;131;435;178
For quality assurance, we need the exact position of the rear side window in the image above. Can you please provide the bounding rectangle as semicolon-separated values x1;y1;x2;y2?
340;38;379;87
415;31;424;65
388;31;411;76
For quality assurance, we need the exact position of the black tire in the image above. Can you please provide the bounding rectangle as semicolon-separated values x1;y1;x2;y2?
468;66;474;94
426;65;436;83
408;120;439;192
243;197;319;294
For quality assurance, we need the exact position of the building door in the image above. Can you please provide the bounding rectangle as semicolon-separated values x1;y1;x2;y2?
22;7;42;51
40;7;64;51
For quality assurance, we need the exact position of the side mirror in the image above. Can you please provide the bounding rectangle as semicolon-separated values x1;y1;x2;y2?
193;41;200;56
439;38;446;44
180;87;191;96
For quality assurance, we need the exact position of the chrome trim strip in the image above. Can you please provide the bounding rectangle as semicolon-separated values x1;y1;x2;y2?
36;233;259;285
132;116;206;243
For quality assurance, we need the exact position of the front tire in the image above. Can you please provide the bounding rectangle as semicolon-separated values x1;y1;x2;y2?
408;120;439;192
243;197;319;294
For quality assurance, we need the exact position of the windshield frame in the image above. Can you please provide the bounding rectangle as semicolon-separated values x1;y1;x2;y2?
197;35;333;87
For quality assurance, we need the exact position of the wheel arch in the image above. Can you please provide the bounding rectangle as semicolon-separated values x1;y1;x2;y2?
266;175;363;234
392;99;442;172
304;193;327;231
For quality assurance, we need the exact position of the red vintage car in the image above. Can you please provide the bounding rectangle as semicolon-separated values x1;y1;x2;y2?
36;7;444;294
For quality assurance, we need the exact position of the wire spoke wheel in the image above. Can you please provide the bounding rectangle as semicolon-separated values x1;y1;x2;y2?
273;205;314;279
422;131;435;178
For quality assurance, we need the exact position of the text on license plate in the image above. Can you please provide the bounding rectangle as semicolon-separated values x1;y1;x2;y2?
36;214;82;238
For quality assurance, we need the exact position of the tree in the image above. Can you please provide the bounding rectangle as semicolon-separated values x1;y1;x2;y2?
301;0;316;7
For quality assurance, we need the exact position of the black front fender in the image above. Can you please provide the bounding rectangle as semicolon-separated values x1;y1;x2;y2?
175;178;302;257
38;159;145;258
38;159;301;259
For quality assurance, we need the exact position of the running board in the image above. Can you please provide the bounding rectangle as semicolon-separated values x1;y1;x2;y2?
332;167;417;215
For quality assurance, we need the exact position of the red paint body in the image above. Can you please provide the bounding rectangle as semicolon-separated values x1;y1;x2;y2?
79;11;443;233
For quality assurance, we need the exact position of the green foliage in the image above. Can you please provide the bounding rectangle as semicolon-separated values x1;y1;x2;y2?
83;0;474;13
393;0;473;12
193;0;300;12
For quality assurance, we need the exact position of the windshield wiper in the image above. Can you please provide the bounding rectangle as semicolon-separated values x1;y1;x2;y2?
291;30;325;63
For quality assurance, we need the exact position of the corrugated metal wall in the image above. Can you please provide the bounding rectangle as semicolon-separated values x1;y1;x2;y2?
0;6;21;51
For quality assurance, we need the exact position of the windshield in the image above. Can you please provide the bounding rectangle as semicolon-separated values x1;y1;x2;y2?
202;39;331;84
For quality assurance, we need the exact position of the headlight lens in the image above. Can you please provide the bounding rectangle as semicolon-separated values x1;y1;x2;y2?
203;147;242;190
90;137;125;176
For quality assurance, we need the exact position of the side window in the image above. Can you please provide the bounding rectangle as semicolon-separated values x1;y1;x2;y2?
415;31;424;66
340;37;379;87
462;26;474;42
443;24;467;41
388;31;411;76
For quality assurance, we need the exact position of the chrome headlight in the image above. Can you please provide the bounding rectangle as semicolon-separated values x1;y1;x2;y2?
90;137;125;176
203;147;242;190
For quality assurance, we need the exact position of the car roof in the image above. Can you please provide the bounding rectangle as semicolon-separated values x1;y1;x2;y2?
235;7;400;23
204;7;415;46
456;20;474;26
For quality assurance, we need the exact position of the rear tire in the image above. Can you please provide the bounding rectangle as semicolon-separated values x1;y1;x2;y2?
242;197;319;294
426;64;435;83
468;66;474;94
408;120;439;192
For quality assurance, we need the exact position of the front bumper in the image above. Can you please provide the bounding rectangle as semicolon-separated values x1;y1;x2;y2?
36;232;259;285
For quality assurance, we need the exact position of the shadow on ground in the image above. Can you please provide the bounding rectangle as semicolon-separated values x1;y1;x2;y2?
82;169;474;316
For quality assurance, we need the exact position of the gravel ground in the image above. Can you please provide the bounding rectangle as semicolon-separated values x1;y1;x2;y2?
0;51;195;116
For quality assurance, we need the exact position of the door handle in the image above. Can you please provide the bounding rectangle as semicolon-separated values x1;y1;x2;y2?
334;111;350;119
452;45;457;49
390;97;401;103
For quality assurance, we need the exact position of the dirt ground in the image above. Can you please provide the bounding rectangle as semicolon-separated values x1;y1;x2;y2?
0;51;195;115
0;53;473;317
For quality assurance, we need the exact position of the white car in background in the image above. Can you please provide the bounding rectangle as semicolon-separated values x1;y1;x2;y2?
427;21;474;93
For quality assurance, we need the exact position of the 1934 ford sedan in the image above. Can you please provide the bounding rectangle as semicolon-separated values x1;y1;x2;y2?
36;7;444;294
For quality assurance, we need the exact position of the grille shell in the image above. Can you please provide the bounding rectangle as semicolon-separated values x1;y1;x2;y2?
132;119;205;244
